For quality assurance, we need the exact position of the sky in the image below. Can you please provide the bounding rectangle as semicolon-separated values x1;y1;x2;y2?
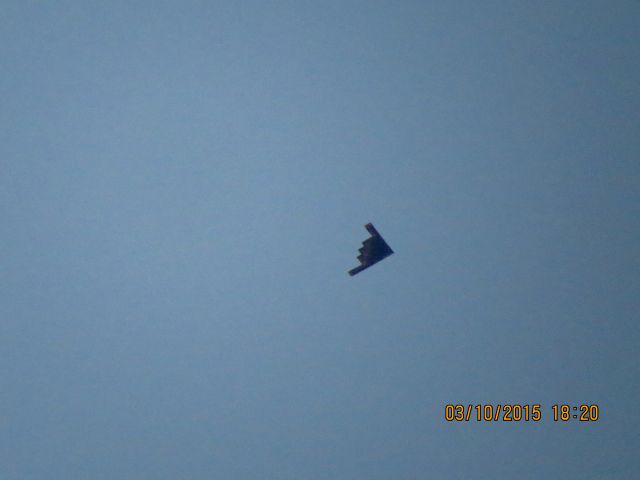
1;1;639;479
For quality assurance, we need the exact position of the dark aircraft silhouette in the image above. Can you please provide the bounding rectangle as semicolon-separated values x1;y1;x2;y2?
348;223;394;276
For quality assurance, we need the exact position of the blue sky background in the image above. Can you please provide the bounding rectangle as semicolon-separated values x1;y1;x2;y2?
1;1;639;478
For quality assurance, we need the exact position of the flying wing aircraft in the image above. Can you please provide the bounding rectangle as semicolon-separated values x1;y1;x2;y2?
348;223;394;276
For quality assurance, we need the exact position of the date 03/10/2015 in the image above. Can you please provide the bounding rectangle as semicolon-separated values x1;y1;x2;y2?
444;404;600;422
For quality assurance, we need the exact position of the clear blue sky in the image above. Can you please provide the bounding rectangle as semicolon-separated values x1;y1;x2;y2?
2;1;639;479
